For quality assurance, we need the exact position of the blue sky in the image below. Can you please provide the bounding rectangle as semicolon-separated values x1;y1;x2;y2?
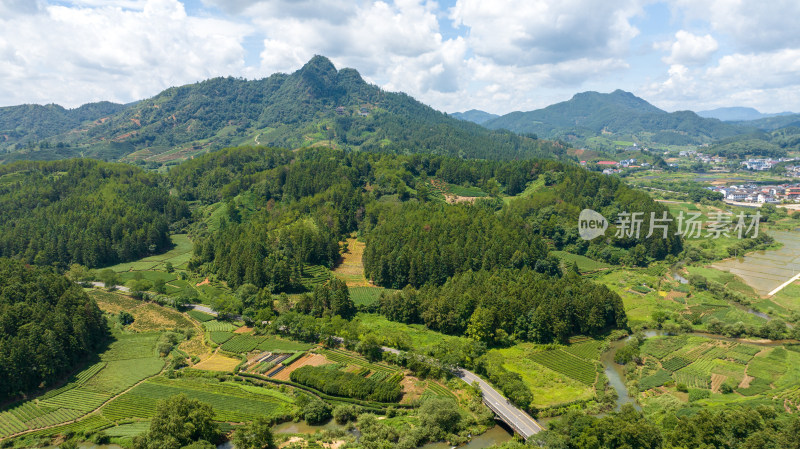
1;0;798;115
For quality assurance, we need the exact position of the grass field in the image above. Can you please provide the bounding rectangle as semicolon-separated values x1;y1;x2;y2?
357;313;471;352
332;236;370;287
91;290;194;332
106;234;194;272
493;344;596;408
349;286;391;307
192;351;242;371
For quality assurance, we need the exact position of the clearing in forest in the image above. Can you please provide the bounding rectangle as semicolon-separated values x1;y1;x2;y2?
332;236;371;286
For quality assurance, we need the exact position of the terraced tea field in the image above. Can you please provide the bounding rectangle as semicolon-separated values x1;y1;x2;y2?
101;377;294;423
0;333;163;439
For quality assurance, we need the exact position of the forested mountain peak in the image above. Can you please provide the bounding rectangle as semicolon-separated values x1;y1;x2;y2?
0;56;560;162
568;89;665;115
483;89;747;147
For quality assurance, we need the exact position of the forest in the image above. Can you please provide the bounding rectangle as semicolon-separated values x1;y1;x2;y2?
0;258;108;402
380;269;626;344
0;159;189;269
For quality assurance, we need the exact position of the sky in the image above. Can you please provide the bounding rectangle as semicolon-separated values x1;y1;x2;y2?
0;0;798;115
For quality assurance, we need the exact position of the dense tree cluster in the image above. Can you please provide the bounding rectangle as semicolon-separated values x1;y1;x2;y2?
0;258;108;401
133;394;220;449
295;278;356;319
381;269;626;343
0;159;189;268
533;404;800;449
169;146;293;203
290;365;402;402
363;203;551;288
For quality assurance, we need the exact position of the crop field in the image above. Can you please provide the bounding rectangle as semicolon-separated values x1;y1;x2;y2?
641;335;689;359
20;415;112;439
221;334;265;353
301;265;332;290
203;319;239;332
635;334;800;404
639;369;672;390
317;348;400;375
210;331;234;344
0;333;162;439
563;340;604;360
551;251;612;273
192;351;241;372
423;381;457;400
529;349;598;386
257;337;314;352
349;286;390;306
103;421;150;437
101;377;294;423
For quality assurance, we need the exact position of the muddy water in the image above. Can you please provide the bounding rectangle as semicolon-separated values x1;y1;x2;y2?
272;420;347;434
418;425;513;449
713;229;800;295
601;339;642;412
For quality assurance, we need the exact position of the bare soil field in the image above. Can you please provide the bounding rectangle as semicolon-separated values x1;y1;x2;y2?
272;353;330;381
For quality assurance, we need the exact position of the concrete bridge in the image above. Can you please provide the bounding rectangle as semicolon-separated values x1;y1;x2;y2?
456;369;543;440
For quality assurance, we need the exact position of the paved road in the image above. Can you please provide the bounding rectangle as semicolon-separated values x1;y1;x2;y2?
90;282;130;292
379;345;542;439
456;368;543;439
187;303;218;316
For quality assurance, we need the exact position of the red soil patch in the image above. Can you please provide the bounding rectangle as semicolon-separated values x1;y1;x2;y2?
195;277;210;287
272;353;330;381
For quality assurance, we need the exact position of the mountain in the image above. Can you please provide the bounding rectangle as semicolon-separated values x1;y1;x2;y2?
698;107;795;122
0;56;562;163
0;101;126;145
730;113;800;131
483;90;748;148
451;109;500;125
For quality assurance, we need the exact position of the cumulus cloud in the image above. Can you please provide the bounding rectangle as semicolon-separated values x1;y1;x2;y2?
659;30;718;66
449;0;642;66
0;0;251;107
643;48;800;112
674;0;800;52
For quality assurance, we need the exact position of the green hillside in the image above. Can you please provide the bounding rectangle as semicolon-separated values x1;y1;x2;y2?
484;89;749;148
0;56;563;163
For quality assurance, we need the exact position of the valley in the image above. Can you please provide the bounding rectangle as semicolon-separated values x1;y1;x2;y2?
2;55;800;449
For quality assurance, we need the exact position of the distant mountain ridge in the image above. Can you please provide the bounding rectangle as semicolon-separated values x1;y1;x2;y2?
483;89;749;148
0;56;560;163
451;109;499;125
697;107;795;122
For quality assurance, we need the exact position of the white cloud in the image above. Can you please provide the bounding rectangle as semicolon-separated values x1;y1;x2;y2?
450;0;642;66
660;30;717;66
643;48;800;112
673;0;800;52
0;0;251;107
